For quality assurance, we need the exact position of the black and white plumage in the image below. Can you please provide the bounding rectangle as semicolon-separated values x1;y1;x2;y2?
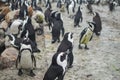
44;8;52;23
66;0;76;18
6;19;23;36
19;1;29;20
74;6;83;27
86;2;93;13
20;17;40;52
51;12;64;43
57;32;74;68
93;12;102;36
78;22;95;50
43;52;68;80
109;0;117;11
16;38;36;77
45;0;52;9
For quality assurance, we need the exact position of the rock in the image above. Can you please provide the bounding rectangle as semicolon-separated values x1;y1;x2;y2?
0;47;18;69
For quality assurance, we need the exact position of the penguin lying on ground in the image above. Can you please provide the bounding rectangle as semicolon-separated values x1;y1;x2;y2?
16;38;36;77
43;51;68;80
93;12;102;36
78;22;96;50
74;6;83;27
51;12;64;43
57;32;74;68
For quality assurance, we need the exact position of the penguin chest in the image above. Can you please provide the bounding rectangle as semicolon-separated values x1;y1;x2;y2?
80;29;93;44
20;50;33;69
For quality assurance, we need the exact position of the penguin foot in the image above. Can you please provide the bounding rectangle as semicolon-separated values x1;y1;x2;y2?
57;39;60;43
78;25;81;27
51;40;56;44
78;45;82;49
29;70;36;77
85;47;89;50
68;65;73;68
18;69;23;76
33;47;41;53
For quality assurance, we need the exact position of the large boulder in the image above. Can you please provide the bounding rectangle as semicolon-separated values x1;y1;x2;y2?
0;47;18;69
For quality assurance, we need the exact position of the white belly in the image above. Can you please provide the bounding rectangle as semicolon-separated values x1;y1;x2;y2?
20;50;33;69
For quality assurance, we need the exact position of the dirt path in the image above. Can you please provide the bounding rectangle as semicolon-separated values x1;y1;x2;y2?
0;3;120;80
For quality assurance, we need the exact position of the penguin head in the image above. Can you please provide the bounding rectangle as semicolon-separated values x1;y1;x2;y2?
63;32;74;44
55;12;62;20
88;22;96;31
20;38;32;51
93;12;99;17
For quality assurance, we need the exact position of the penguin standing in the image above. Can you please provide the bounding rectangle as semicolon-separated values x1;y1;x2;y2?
109;0;117;11
57;32;74;68
43;52;68;80
45;0;52;9
16;38;36;77
51;12;64;43
66;0;76;18
93;12;102;36
86;2;93;13
78;22;95;50
74;6;83;27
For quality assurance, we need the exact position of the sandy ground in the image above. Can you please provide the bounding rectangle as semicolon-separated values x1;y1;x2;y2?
0;3;120;80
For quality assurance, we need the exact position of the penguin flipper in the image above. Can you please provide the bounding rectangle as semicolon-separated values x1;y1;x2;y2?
80;28;87;40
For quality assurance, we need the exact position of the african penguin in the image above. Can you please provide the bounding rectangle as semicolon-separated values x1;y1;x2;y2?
78;22;95;50
51;12;64;43
86;2;93;13
6;19;23;36
45;0;52;9
57;32;74;68
109;0;117;11
20;17;40;52
16;38;36;77
93;12;102;36
43;52;68;80
74;6;83;27
66;0;76;18
19;1;29;20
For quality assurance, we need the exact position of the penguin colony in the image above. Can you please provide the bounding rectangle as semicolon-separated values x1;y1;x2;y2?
0;0;118;79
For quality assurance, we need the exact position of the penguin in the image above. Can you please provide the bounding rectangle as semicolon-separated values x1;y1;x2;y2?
74;6;83;27
20;17;40;52
57;0;62;8
78;22;96;50
31;0;37;9
95;0;101;5
45;0;52;9
19;0;29;20
16;38;36;77
51;12;64;43
86;2;93;13
57;32;74;68
93;12;102;36
109;0;117;11
66;0;76;18
43;52;68;80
